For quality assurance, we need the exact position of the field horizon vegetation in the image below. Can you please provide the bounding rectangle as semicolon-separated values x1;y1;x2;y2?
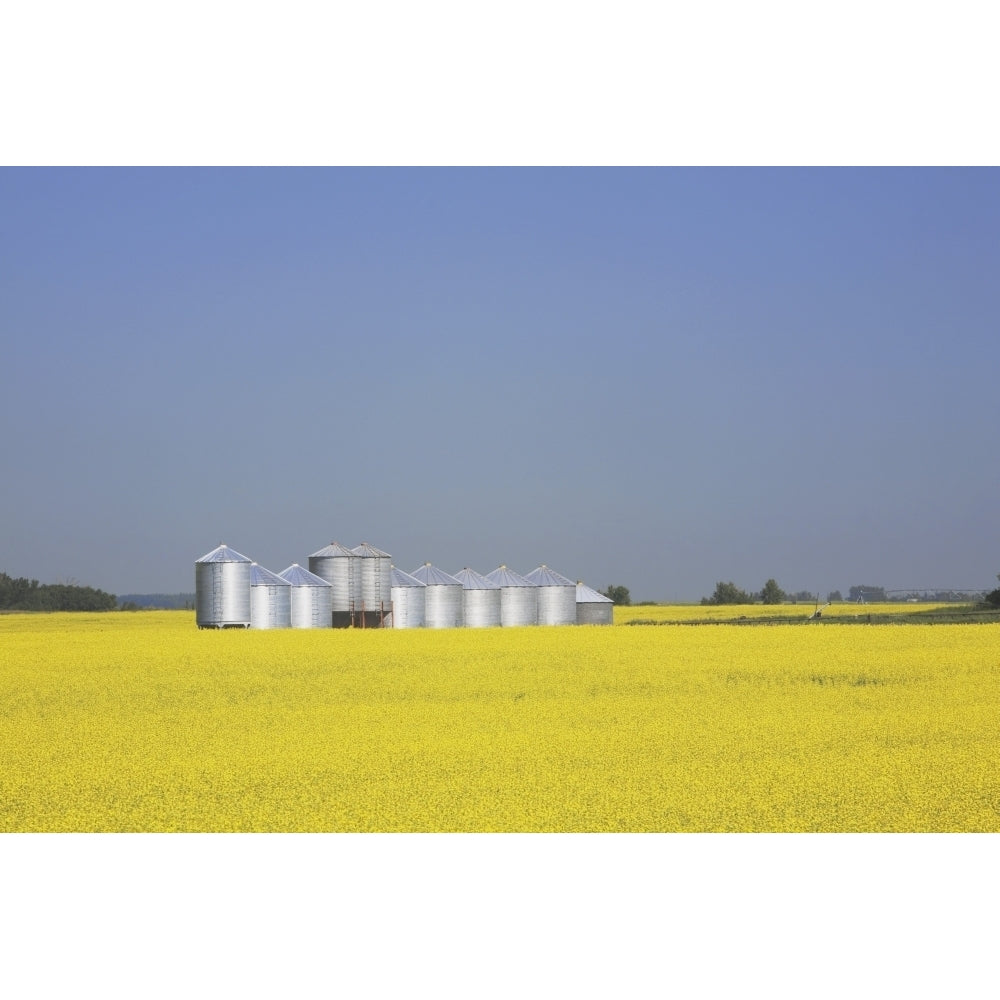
3;608;999;833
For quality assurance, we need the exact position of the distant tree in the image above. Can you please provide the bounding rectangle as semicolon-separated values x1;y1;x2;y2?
603;585;631;606
701;581;752;605
760;579;786;604
985;575;1000;609
788;590;816;603
0;571;116;611
828;590;843;603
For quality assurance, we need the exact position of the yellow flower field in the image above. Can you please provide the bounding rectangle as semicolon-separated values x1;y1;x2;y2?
2;611;998;832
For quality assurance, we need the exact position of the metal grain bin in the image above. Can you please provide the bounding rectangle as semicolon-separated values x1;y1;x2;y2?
410;563;463;628
352;542;392;627
525;565;577;626
250;563;292;629
308;540;356;627
576;582;614;625
454;567;501;628
279;564;333;629
485;565;538;627
195;543;252;628
390;566;425;629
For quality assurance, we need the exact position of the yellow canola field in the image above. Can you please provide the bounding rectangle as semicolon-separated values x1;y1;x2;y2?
2;611;999;832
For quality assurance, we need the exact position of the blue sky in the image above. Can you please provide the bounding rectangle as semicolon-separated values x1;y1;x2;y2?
2;167;998;599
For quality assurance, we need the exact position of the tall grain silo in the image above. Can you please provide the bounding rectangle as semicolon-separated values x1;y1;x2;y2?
279;564;333;629
484;565;538;627
250;563;292;629
410;563;463;628
454;568;501;628
308;541;356;627
352;542;392;627
195;543;252;628
576;582;614;625
390;566;426;629
525;565;577;625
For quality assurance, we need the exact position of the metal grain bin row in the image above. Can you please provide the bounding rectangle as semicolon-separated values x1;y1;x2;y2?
198;541;614;630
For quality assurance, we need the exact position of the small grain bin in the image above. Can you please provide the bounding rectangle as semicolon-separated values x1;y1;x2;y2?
390;566;426;629
279;564;333;629
352;542;392;627
195;543;252;628
525;565;577;625
484;565;538;626
576;582;614;625
454;568;501;628
308;540;356;627
410;563;463;628
250;563;292;629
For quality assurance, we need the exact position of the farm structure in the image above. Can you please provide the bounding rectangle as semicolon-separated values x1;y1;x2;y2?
410;564;464;629
575;582;614;624
388;567;426;629
195;544;252;628
250;563;291;629
195;542;611;630
279;564;333;629
526;565;578;626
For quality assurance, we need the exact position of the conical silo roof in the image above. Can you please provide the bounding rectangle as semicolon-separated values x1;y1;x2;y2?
526;565;576;587
576;582;613;603
251;563;291;587
485;565;536;588
352;542;391;558
279;564;332;587
411;563;462;587
309;540;356;559
454;568;501;590
391;566;426;588
196;543;252;563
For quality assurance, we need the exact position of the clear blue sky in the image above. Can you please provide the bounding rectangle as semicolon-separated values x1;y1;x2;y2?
2;168;998;600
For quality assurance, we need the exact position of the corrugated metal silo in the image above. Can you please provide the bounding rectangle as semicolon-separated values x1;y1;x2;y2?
195;543;252;628
576;582;614;625
390;566;426;629
454;568;501;628
279;564;333;629
250;563;292;629
485;565;538;627
352;542;392;627
410;563;463;628
308;541;356;627
525;565;577;625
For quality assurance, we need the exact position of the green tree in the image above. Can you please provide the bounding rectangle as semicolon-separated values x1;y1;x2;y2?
985;575;1000;609
760;579;786;604
603;585;631;606
701;581;752;605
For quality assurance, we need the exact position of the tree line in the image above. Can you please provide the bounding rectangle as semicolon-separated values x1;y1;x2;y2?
702;579;1000;607
0;572;117;612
